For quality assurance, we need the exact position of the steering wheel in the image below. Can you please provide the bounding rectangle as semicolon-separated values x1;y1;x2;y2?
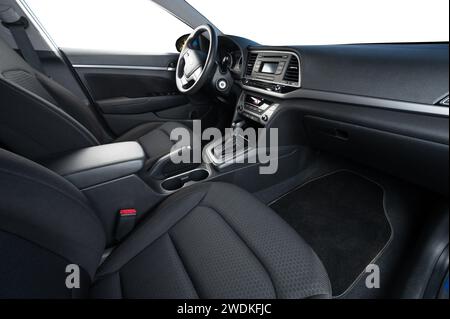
176;24;218;95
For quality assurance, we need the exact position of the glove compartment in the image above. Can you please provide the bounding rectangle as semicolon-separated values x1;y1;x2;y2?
304;115;449;195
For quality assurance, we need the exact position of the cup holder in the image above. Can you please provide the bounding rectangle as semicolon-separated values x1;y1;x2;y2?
161;168;210;191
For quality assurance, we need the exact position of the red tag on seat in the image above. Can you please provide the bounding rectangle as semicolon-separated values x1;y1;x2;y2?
119;209;137;217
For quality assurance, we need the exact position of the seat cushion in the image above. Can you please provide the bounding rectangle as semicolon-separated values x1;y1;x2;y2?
116;121;192;167
91;182;332;299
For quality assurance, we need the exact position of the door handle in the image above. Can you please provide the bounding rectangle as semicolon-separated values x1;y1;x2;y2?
168;61;177;71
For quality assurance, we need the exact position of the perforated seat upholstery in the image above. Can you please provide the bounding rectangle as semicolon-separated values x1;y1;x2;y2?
0;149;332;299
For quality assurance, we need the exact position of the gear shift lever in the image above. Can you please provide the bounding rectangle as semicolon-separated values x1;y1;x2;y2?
232;121;246;130
212;121;247;160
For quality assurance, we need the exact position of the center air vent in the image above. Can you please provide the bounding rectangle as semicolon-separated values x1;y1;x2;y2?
283;56;300;84
245;53;258;76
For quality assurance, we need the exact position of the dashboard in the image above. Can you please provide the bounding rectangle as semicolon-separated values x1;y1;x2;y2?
214;35;449;117
213;35;449;194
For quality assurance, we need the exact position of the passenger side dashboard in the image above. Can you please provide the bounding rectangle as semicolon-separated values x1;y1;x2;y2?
241;43;449;116
230;38;449;195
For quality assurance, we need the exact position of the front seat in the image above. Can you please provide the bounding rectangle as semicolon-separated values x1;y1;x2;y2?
0;148;332;299
0;36;191;166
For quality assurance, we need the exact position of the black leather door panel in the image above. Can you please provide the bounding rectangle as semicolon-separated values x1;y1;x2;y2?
103;102;215;136
156;103;212;120
61;50;219;134
97;96;189;114
80;72;179;100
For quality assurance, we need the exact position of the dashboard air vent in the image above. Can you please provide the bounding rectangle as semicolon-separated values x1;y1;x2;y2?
245;53;258;76
283;56;300;83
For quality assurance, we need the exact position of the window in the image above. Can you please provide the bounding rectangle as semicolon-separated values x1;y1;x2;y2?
24;0;192;53
187;0;449;45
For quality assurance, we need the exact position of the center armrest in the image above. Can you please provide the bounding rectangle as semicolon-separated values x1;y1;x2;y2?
46;142;146;189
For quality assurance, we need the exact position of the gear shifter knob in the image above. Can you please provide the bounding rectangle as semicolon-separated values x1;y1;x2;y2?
232;121;245;129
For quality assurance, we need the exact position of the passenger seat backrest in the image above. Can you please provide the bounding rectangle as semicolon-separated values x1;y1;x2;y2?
0;36;111;161
0;148;106;298
0;78;99;161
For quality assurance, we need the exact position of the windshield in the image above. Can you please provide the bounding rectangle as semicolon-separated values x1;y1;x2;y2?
187;0;449;45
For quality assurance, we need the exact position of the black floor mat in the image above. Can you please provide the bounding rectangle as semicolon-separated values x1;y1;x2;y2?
270;170;392;296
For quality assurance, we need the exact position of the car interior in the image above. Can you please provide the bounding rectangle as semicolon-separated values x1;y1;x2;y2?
0;0;448;299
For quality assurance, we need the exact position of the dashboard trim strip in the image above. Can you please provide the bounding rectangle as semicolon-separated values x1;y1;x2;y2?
240;84;449;117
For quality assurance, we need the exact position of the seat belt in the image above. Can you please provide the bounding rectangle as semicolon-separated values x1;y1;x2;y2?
0;6;46;74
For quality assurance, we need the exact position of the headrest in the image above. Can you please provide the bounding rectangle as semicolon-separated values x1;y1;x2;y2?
0;6;21;24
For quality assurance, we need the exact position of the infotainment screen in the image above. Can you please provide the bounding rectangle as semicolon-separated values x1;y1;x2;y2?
260;62;279;74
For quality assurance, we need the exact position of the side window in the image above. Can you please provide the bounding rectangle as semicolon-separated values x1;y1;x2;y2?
24;0;192;54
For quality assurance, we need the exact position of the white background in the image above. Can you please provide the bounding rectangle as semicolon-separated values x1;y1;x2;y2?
189;0;450;45
26;0;449;53
25;0;193;53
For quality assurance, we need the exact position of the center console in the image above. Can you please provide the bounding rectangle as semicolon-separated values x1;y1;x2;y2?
242;50;301;94
203;128;257;170
203;90;283;170
236;93;279;125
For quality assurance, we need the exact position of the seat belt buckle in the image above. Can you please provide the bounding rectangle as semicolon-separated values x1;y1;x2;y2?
115;208;137;242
